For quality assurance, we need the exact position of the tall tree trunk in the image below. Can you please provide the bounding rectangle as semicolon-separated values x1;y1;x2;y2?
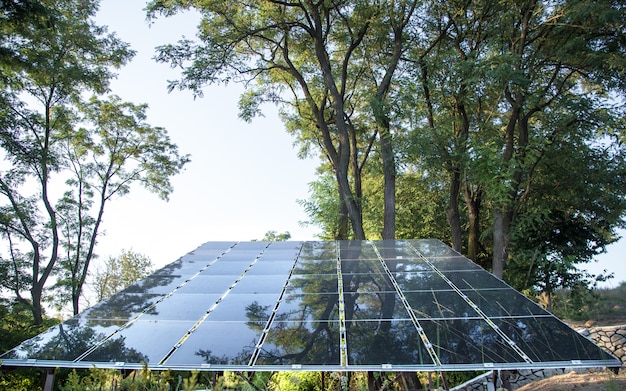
31;286;44;326
336;167;366;240
72;293;80;316
372;16;411;241
464;185;482;262
337;201;350;240
380;126;396;240
492;209;508;278
447;170;463;252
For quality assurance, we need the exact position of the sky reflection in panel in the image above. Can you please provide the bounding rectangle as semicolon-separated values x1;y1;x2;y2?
1;239;620;371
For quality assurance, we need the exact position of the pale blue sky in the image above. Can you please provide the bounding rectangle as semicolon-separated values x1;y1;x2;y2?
94;0;625;287
95;1;320;267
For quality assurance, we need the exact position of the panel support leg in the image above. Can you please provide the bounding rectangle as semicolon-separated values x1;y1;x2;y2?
42;368;55;391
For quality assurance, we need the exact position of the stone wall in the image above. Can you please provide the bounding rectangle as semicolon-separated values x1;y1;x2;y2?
577;324;626;364
451;324;626;390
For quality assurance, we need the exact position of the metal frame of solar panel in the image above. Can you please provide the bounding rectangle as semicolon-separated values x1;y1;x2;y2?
1;240;621;373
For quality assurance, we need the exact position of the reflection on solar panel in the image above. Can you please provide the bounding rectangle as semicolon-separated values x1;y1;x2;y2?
1;240;620;372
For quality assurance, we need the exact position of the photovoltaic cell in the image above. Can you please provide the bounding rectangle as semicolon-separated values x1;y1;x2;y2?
1;240;620;372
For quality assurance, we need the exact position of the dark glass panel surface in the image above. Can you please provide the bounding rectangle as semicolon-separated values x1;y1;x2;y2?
229;274;289;294
165;321;264;366
123;275;187;295
286;274;338;295
293;259;337;275
404;291;476;320
443;271;509;290
346;320;433;365
151;258;207;276
84;293;162;321
201;260;251;275
339;241;377;261
207;293;280;321
1;317;118;361
2;240;620;371
255;321;341;366
420;319;527;365
345;292;410;321
462;289;550;317
257;250;300;261
394;259;433;273
247;261;294;275
394;272;451;291
139;293;222;321
81;320;194;364
342;273;394;294
275;293;339;321
257;253;298;262
231;241;273;251
266;241;304;250
220;251;264;262
340;259;384;275
191;241;237;253
298;241;337;261
410;239;462;257
175;275;237;294
428;256;482;271
497;317;617;362
371;242;418;259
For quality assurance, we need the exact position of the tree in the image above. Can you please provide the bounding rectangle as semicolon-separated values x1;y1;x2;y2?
0;0;189;324
148;0;423;241
148;0;626;294
478;0;626;278
92;249;153;302
406;0;626;279
53;95;189;315
505;131;626;299
260;230;291;242
298;171;347;240
0;1;49;66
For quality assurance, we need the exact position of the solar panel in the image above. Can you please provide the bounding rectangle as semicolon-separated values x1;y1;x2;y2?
1;239;620;372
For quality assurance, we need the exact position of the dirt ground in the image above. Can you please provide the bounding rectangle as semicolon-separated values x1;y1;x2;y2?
514;369;626;391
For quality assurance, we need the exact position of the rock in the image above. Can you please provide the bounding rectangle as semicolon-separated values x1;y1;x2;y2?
584;320;596;328
610;334;626;344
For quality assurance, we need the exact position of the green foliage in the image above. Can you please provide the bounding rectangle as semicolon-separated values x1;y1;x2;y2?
149;0;626;280
439;371;482;388
545;284;602;321
298;172;347;240
0;368;42;391
560;281;626;323
0;0;189;321
0;299;59;353
271;372;323;391
259;231;291;242
55;366;210;391
92;249;154;301
0;299;57;391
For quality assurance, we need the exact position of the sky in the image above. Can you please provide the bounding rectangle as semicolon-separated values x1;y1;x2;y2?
94;0;625;287
94;1;320;269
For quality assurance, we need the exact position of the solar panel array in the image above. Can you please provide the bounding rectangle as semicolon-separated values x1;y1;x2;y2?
1;240;620;371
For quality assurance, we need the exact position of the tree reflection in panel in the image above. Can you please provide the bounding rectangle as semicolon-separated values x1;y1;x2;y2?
166;321;266;366
242;241;342;366
420;319;525;365
255;321;341;365
498;317;618;363
347;320;433;366
0;239;621;372
1;317;147;363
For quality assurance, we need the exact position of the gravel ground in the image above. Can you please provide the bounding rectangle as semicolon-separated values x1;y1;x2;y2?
514;369;626;391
